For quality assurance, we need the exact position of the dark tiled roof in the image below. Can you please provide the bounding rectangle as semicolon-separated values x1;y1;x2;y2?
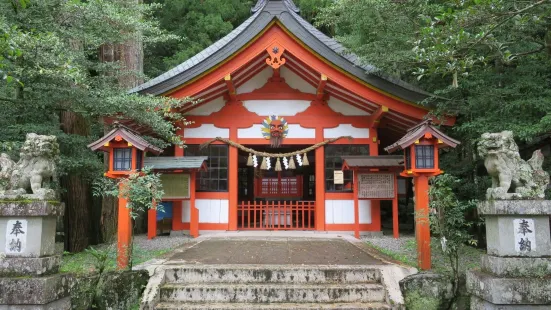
143;156;208;170
87;124;163;154
342;155;404;168
384;120;461;153
129;0;431;104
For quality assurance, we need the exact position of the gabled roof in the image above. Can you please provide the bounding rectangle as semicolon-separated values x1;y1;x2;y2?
384;120;460;153
129;0;430;104
88;124;163;154
143;156;208;171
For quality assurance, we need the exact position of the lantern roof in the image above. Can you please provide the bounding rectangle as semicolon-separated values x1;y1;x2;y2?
87;124;163;154
384;120;460;153
342;155;404;169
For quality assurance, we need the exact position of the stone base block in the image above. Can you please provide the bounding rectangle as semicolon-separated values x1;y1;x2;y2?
467;270;551;305
0;201;64;217
0;297;70;310
485;215;551;257
0;274;68;305
478;200;551;215
0;256;61;277
471;295;551;310
481;254;551;277
0;217;57;257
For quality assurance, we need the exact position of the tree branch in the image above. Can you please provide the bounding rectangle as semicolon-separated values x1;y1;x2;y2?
466;0;550;52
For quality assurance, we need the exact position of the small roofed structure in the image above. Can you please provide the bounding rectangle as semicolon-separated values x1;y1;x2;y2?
144;156;208;172
342;155;403;170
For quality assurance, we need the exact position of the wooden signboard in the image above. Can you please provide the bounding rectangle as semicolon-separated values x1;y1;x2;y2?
358;173;395;199
334;170;344;184
161;173;190;199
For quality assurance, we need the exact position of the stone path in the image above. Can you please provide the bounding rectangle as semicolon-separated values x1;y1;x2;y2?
167;238;385;265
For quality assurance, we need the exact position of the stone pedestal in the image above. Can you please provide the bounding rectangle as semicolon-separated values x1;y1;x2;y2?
0;201;70;309
467;200;551;309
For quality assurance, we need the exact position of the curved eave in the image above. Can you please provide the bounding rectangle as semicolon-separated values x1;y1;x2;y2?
130;0;431;108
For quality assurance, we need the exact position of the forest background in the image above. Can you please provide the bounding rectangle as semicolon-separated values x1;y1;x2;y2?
1;0;550;252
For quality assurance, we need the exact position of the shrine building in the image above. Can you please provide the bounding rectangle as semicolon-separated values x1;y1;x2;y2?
92;0;456;245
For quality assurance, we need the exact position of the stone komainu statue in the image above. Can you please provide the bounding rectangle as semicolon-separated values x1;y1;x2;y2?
478;131;550;200
0;133;59;200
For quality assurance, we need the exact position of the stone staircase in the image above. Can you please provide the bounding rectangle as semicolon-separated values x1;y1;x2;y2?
151;265;395;310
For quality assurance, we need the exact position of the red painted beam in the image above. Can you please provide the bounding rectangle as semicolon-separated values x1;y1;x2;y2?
368;106;389;128
316;74;328;100
224;74;237;101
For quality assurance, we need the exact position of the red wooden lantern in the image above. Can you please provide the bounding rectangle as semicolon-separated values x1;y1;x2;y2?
88;125;163;178
88;124;162;269
385;120;460;270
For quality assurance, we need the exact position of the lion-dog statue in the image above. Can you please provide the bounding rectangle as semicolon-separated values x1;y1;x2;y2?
478;131;549;200
0;133;59;200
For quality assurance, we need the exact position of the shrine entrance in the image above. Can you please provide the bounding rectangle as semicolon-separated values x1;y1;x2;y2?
237;146;316;230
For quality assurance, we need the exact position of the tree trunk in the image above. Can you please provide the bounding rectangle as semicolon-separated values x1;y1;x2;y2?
99;14;145;240
60;111;92;252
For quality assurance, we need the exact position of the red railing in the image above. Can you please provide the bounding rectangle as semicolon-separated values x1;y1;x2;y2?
254;176;303;198
237;200;315;230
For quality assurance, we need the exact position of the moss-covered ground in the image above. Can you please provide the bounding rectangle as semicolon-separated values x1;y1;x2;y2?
365;236;484;275
60;243;171;274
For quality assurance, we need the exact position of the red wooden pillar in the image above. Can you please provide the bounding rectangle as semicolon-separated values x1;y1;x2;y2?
190;171;199;238
315;127;325;231
353;168;360;239
147;200;157;240
414;175;431;270
392;174;399;239
117;187;132;270
228;128;238;231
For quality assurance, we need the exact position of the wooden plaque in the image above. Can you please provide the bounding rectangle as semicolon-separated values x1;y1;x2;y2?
161;173;190;199
334;170;344;184
358;173;395;199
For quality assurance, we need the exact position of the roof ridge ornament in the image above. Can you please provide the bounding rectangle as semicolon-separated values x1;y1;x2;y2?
251;0;300;14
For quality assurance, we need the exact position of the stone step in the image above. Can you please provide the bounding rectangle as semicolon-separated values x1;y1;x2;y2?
160;283;386;303
163;265;381;284
155;301;392;310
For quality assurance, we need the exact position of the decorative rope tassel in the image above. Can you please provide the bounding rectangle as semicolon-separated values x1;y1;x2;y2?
260;157;267;170
275;158;282;171
288;156;296;169
302;153;309;166
247;153;253;166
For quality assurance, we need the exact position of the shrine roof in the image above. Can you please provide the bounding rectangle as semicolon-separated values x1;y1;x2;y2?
341;155;404;168
87;125;163;154
384;120;461;153
143;156;208;171
129;0;430;104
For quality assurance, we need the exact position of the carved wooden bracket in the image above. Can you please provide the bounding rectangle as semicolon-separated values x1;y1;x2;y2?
265;45;286;69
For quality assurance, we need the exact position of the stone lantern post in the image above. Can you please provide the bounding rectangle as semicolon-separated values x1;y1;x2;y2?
467;131;551;309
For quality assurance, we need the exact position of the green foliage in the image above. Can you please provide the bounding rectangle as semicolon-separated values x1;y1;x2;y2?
144;0;253;77
429;174;479;309
84;245;115;274
316;0;551;201
93;167;164;219
0;0;189;181
404;291;441;310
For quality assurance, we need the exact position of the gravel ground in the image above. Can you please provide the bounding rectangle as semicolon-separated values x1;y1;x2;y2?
132;234;193;251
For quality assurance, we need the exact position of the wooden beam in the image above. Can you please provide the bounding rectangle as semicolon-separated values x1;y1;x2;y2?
224;74;237;101
368;105;389;128
316;74;328;100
